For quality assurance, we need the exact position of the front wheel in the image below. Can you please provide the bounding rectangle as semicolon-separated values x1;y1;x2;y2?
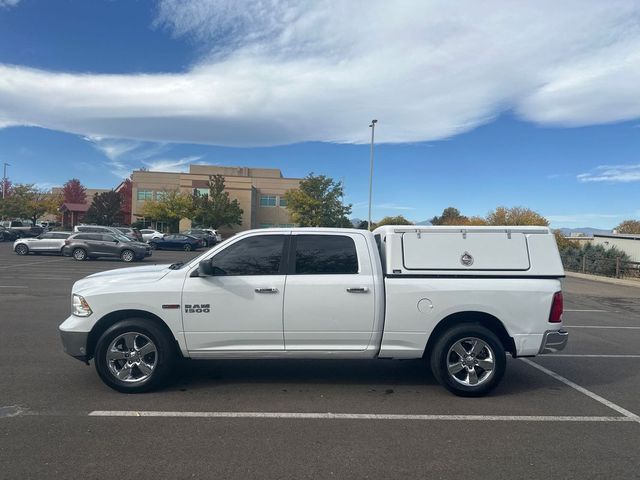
149;242;157;250
430;323;506;397
120;249;135;262
15;244;29;255
94;318;176;393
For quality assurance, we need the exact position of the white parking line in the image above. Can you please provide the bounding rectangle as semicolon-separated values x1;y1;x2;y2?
567;326;640;330
564;309;608;313
520;358;640;422
0;258;66;269
0;285;27;289
544;354;640;358
87;411;635;422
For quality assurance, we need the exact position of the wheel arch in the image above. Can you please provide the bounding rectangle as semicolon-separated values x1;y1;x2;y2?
86;309;181;360
424;311;516;358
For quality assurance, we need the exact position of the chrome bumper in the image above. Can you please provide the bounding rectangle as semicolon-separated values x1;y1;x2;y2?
60;329;90;363
539;329;569;354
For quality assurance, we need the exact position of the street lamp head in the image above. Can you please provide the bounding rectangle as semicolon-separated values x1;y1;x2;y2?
369;119;378;127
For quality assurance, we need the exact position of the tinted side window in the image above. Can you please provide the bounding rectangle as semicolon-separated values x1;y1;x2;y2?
294;235;358;274
74;234;90;240
101;234;116;242
211;235;286;275
53;233;70;239
41;233;54;239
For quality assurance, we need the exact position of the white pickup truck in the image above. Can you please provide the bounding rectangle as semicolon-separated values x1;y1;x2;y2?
59;226;567;396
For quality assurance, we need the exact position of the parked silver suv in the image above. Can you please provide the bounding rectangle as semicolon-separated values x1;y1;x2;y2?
14;231;72;255
63;232;151;262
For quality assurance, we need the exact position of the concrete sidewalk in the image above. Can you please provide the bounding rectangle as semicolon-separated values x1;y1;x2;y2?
565;271;640;288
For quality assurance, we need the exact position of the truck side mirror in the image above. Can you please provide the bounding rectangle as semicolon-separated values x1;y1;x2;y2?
198;259;215;276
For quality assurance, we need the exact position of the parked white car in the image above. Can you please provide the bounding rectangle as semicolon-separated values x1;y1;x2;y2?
59;225;567;396
140;229;164;242
203;229;222;243
14;231;72;255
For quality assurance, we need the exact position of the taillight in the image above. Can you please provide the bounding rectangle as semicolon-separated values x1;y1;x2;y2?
64;240;70;245
549;291;563;323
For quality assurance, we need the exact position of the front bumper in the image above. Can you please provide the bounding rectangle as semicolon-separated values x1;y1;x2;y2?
59;328;90;363
539;329;569;354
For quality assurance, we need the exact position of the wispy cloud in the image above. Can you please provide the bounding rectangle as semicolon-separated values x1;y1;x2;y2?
142;156;204;172
547;212;639;224
577;164;640;183
0;0;20;8
2;1;640;146
376;203;416;211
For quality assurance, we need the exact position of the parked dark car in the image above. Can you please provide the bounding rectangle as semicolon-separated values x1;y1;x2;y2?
114;226;143;242
149;234;201;251
0;220;43;238
181;229;217;247
63;232;151;262
0;226;19;242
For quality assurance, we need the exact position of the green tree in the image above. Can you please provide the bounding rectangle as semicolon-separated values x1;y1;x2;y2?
430;207;468;225
192;175;243;229
553;230;579;250
85;191;123;225
284;173;351;227
486;206;549;226
615;219;640;234
375;215;413;227
1;184;61;225
140;190;194;232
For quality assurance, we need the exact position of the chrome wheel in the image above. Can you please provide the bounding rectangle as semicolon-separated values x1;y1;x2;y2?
106;332;157;383
121;249;135;262
15;244;29;255
73;248;86;261
447;337;495;387
183;244;192;251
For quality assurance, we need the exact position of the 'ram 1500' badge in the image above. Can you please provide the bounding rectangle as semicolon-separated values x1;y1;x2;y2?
460;252;474;266
185;304;210;313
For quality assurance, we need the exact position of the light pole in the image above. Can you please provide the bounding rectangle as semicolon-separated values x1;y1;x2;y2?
2;162;9;199
367;119;377;231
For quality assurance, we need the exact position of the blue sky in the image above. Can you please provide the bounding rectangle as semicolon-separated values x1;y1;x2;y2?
1;0;639;228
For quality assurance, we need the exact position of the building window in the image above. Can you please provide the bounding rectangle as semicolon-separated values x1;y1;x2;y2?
260;223;274;228
195;188;209;197
278;197;288;207
155;191;166;200
279;224;294;228
137;190;153;201
260;195;277;207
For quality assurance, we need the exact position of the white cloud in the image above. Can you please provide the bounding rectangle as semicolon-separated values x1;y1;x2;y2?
142;155;204;172
577;164;640;183
0;0;20;8
376;203;416;211
1;1;640;146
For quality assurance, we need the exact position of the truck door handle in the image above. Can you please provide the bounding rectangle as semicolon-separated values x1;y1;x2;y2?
346;287;369;293
255;287;279;294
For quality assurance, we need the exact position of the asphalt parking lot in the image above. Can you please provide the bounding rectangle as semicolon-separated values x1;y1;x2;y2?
1;241;639;479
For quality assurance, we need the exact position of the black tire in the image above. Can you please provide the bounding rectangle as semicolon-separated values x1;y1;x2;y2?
94;318;177;393
120;249;135;262
183;244;192;252
15;244;29;255
430;323;506;397
0;232;5;242
149;242;157;250
72;248;87;261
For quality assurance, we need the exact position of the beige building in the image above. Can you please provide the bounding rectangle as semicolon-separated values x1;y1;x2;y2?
131;165;301;235
593;234;640;262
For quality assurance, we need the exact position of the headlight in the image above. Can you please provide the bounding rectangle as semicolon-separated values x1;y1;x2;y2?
72;294;93;317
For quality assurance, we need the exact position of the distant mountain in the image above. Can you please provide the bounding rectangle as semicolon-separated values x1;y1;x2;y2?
559;227;611;237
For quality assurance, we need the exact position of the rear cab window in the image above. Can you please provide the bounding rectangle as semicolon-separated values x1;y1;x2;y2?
293;235;358;274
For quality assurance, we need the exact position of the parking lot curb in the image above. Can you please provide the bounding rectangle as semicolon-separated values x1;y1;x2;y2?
565;271;640;289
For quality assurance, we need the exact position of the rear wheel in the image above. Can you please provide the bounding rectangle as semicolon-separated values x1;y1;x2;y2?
183;244;192;252
149;242;157;250
430;323;506;397
120;249;135;262
15;244;29;255
72;248;87;261
94;318;176;393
